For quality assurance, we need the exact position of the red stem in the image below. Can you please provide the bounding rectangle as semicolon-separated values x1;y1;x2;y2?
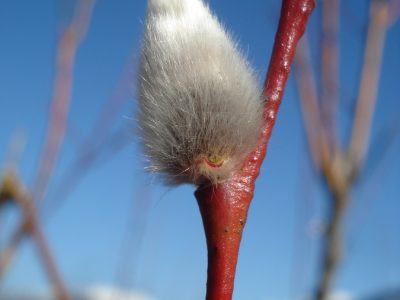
195;1;315;299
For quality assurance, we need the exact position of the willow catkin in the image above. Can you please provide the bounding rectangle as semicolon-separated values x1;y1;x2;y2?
138;0;264;185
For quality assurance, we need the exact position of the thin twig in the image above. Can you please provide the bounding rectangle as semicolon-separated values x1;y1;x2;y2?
33;0;96;203
30;210;71;300
294;1;395;299
294;37;330;171
348;0;390;173
315;193;348;300
42;126;131;219
78;53;136;156
41;50;136;216
0;175;71;300
320;0;340;151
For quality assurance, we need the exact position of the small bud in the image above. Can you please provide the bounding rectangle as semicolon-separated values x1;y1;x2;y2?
138;0;263;185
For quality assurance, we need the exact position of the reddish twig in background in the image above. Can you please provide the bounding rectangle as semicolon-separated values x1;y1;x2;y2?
293;0;396;298
42;126;131;219
294;38;330;170
40;51;137;217
317;2;392;299
24;199;72;300
0;2;96;298
0;173;71;300
348;0;390;173
77;53;136;156
320;0;340;150
0;126;131;288
33;0;95;203
195;1;315;299
0;1;137;289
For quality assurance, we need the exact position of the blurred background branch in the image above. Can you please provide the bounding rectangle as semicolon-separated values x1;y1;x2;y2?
0;172;71;300
0;1;97;298
0;0;142;298
32;0;96;204
349;0;391;174
294;0;398;299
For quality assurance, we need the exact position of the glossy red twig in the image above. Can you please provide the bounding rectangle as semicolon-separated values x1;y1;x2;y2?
195;1;315;299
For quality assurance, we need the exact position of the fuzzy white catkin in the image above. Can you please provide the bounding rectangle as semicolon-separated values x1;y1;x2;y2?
138;0;264;185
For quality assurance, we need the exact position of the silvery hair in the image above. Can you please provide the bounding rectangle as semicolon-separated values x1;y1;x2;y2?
138;0;264;185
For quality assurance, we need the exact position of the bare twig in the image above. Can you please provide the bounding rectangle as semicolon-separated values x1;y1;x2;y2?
0;175;71;300
41;50;136;216
315;193;348;300
348;0;390;173
78;54;136;156
294;1;393;299
0;1;96;292
30;211;71;300
320;0;340;150
294;37;330;171
42;125;131;219
0;228;25;279
33;0;96;203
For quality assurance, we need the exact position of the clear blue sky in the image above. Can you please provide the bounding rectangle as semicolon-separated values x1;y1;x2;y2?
0;0;399;299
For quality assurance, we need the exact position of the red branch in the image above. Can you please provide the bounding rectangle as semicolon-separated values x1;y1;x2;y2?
195;1;315;299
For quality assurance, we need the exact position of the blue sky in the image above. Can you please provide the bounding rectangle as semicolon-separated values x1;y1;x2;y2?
0;0;399;299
